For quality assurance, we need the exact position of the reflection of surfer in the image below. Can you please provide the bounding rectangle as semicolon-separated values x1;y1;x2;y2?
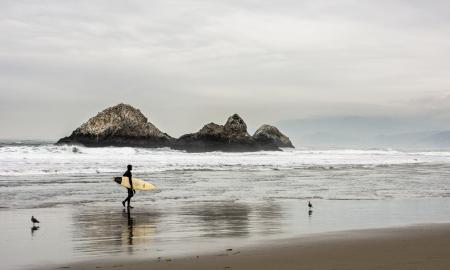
122;165;135;208
126;209;134;246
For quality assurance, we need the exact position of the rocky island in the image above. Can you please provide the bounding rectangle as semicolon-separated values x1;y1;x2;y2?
57;103;174;147
253;124;294;148
57;104;294;152
174;114;292;152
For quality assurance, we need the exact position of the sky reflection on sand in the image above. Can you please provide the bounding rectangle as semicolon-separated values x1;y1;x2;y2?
2;198;450;269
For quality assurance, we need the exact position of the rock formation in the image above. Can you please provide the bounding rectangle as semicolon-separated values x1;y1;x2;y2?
253;124;294;148
174;114;293;152
224;114;250;136
57;104;295;151
57;103;173;147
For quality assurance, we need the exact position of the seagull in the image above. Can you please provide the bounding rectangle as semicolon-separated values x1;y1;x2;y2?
31;216;40;225
308;201;312;208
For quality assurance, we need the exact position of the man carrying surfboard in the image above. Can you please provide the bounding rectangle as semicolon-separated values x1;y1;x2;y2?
122;164;135;208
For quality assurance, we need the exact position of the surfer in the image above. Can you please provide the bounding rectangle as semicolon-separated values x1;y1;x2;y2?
122;164;135;208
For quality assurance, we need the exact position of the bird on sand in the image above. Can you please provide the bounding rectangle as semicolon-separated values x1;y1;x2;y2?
31;216;40;225
308;201;312;208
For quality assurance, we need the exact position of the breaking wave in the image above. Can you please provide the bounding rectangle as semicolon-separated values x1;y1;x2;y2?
2;143;450;176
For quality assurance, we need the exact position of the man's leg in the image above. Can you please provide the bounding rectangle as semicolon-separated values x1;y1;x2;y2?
122;190;131;207
127;190;134;208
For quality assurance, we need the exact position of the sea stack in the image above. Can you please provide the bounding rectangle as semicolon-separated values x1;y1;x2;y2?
57;103;173;147
253;124;294;148
58;104;294;151
174;114;294;152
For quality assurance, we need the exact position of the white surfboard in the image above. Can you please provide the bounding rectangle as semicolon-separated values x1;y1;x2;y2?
113;177;156;191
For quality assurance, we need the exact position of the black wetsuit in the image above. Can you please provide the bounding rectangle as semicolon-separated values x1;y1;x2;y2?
122;169;134;207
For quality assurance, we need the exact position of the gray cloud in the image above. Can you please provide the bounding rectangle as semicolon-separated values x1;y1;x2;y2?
1;0;450;139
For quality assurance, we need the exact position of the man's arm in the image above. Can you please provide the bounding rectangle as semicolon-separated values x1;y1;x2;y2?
124;171;134;191
129;173;135;193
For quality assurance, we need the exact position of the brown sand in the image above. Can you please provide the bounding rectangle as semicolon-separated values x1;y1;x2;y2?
44;224;450;270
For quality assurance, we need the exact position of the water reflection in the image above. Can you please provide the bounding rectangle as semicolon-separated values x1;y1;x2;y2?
31;225;39;236
124;209;134;246
122;209;157;251
254;203;283;235
182;203;251;237
3;199;450;270
72;207;159;255
70;202;285;256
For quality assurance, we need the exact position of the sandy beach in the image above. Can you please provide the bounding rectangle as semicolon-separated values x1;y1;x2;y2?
35;223;450;270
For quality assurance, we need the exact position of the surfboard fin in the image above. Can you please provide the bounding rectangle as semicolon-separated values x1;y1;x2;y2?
114;177;122;184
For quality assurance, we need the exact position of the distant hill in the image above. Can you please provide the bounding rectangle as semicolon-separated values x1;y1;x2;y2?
277;116;450;149
420;131;450;147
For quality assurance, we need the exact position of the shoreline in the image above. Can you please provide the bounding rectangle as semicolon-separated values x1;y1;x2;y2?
5;198;450;270
33;223;450;270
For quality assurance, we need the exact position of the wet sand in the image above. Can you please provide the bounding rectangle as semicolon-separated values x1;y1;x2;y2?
3;198;450;269
40;224;450;270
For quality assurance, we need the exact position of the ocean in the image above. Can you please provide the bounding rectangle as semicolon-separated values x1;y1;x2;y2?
1;142;450;269
2;143;450;207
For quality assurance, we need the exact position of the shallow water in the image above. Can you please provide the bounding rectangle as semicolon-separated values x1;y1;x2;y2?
1;164;450;210
1;143;450;269
2;199;450;270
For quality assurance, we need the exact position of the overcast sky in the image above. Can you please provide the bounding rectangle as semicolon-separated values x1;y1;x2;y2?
1;0;450;139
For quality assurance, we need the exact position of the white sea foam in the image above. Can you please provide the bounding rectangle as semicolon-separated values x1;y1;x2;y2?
1;143;450;207
1;144;450;176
